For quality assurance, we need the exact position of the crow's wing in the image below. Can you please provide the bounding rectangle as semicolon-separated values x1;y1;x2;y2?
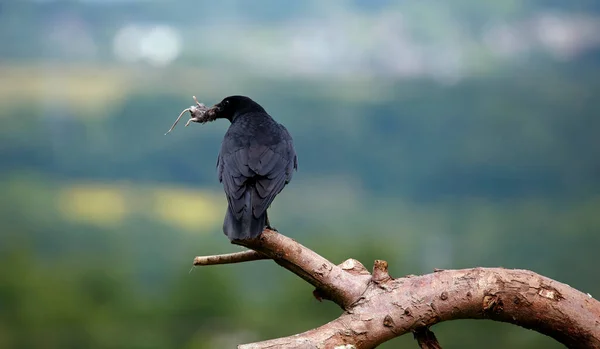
218;133;296;220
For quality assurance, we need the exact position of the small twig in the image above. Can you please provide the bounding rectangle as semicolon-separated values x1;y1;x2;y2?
413;328;442;349
193;250;268;266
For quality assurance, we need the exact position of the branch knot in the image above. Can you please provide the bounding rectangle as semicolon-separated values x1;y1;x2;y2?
372;259;392;284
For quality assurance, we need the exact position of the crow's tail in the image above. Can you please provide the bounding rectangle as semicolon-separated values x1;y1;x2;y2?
222;184;266;240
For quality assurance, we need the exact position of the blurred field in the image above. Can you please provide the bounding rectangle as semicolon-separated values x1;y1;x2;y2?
55;182;223;230
1;1;599;349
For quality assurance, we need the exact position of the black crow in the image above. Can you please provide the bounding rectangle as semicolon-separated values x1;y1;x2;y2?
200;96;297;240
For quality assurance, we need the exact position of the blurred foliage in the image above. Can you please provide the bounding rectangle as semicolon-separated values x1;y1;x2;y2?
1;1;600;349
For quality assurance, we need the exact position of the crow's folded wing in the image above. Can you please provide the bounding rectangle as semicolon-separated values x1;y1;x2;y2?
218;137;296;220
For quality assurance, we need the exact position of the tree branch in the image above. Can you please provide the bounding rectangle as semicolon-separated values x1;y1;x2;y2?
193;250;267;266
192;229;600;348
239;267;600;349
231;230;372;308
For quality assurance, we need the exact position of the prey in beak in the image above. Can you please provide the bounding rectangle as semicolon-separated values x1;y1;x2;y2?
165;96;218;135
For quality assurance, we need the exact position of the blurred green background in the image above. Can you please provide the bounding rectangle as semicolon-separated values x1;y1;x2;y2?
1;1;599;348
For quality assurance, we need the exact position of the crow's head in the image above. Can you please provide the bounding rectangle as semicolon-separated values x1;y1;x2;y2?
206;95;266;122
165;95;267;135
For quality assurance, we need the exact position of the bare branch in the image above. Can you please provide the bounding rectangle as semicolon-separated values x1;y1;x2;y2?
193;250;267;266
232;229;372;309
190;229;599;348
239;267;600;349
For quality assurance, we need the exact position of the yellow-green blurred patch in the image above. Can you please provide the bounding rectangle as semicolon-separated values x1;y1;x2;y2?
153;187;224;232
56;182;225;231
0;64;130;116
58;184;127;226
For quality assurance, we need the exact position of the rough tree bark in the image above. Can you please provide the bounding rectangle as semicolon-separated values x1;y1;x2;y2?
193;229;600;349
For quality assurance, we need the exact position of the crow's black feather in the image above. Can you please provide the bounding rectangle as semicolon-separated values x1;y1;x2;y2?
209;96;297;240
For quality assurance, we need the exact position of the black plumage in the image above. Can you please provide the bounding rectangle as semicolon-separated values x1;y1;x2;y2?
203;96;297;240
